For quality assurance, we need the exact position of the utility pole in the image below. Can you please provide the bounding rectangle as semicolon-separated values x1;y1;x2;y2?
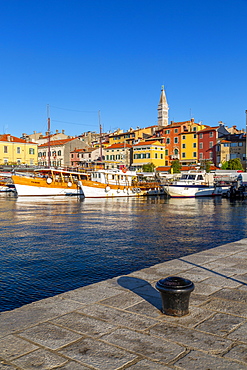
47;104;51;168
99;110;103;163
246;110;247;172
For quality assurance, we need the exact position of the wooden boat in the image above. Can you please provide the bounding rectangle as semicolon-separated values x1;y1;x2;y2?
79;169;162;198
162;170;227;198
12;169;86;197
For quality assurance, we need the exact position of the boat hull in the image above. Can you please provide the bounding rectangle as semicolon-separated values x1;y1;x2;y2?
163;184;223;198
12;175;82;197
80;182;145;198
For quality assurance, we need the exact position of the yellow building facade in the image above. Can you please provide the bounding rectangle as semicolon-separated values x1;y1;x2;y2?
132;140;166;170
180;124;207;164
108;126;158;146
0;134;38;165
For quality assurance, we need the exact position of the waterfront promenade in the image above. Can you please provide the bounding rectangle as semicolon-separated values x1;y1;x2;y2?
0;239;247;369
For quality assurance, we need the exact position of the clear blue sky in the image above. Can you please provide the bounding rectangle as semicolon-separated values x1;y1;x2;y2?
1;0;247;137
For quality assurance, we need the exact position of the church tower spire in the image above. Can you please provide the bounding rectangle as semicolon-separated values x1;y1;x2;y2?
157;85;169;126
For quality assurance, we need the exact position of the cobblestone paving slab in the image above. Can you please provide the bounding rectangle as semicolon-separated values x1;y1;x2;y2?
195;312;245;336
77;304;159;331
174;349;247;369
12;348;67;369
202;298;247;317
51;312;117;337
0;363;18;370
0;297;85;338
101;328;185;363
223;344;247;363
193;280;222;295
0;335;38;361
227;322;247;343
51;361;93;369
124;359;172;369
124;299;163;318
58;337;137;370
149;322;233;354
211;287;247;302
99;291;144;309
18;322;82;350
159;307;214;328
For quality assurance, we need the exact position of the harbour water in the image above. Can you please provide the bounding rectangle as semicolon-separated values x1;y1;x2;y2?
1;194;247;312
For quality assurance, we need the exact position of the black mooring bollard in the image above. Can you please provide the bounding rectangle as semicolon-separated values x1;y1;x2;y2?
155;276;194;317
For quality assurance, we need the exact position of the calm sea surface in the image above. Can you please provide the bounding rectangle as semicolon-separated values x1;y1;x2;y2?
1;194;247;312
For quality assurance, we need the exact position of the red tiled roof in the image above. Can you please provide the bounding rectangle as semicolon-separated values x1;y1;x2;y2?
106;143;131;149
133;140;165;147
196;126;219;133
0;134;36;144
38;138;75;147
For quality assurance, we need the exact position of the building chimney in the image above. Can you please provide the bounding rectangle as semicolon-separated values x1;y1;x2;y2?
7;135;11;142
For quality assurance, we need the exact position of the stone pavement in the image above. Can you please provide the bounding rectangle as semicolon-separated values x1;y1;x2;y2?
1;239;247;370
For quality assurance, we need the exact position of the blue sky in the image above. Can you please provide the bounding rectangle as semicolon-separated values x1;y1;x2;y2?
1;0;247;137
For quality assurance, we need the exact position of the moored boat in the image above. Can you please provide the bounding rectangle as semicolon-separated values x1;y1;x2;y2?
12;169;86;197
162;170;227;198
79;169;162;198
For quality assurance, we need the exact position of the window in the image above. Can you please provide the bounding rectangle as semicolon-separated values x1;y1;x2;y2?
209;132;213;137
199;133;203;139
182;135;186;140
230;154;238;159
199;142;203;149
209;152;213;159
182;152;186;158
166;138;170;144
160;154;163;159
155;153;158;159
182;144;186;148
230;143;237;147
147;153;150;158
29;148;35;155
193;134;197;139
165;130;170;134
199;153;203;159
58;150;61;156
4;146;8;153
43;152;46;156
38;152;42;157
193;143;196;148
193;152;197;157
174;149;179;155
165;149;168;155
17;147;21;154
239;142;243;146
174;129;178;133
106;155;109;160
71;154;74;158
223;143;229;147
193;127;197;131
209;141;213;148
174;137;178;144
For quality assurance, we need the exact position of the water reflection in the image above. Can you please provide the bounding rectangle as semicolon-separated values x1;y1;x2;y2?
0;195;247;312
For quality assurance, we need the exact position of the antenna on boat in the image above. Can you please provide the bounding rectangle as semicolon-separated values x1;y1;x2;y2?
47;104;51;168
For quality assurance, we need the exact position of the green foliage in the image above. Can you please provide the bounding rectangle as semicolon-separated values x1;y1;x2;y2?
200;160;211;173
221;158;244;171
142;162;155;172
170;160;181;173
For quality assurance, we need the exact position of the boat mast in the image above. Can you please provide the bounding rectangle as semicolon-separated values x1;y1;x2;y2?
47;104;51;168
99;110;103;163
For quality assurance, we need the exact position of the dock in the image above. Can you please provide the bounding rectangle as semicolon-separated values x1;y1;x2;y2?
0;239;247;369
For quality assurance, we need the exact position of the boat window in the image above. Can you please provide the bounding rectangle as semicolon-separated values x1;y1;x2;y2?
188;175;196;180
181;174;188;179
197;175;204;180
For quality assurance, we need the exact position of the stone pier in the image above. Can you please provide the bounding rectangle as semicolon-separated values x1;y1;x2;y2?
0;239;247;369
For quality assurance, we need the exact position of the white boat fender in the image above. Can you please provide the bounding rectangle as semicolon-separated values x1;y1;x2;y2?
136;188;141;193
46;178;52;184
105;186;111;192
132;188;136;193
117;188;121;193
123;187;126;193
67;181;72;187
77;181;82;188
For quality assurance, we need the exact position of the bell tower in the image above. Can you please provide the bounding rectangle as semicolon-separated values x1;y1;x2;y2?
157;85;169;126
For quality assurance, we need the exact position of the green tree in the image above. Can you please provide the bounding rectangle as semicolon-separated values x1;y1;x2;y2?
142;162;155;172
200;160;211;173
220;158;243;171
170;160;181;173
